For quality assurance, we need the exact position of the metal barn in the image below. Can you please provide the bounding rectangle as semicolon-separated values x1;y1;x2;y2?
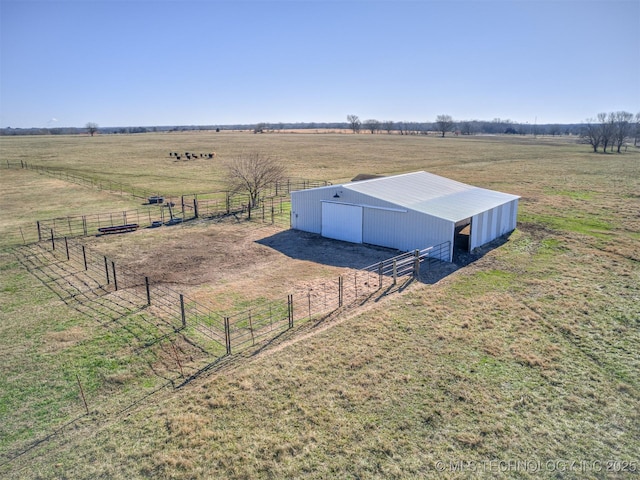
290;171;520;262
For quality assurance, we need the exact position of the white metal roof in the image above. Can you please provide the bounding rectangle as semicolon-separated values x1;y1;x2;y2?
342;171;520;222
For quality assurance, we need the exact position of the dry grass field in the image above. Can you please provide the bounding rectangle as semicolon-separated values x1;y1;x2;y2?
0;132;639;479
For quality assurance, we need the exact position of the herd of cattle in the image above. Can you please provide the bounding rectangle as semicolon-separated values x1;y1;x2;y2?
169;151;217;160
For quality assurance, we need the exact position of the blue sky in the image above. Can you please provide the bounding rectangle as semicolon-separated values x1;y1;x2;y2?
1;0;639;128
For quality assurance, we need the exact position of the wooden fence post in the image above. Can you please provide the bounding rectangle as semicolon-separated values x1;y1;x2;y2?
413;249;420;278
338;276;343;307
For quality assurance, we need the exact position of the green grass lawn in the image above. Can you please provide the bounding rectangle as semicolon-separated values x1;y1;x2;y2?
0;132;638;479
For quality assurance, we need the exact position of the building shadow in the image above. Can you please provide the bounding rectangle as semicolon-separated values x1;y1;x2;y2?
258;228;514;285
256;229;400;269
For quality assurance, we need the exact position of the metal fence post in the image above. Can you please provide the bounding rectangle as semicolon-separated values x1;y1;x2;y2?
180;294;186;328
288;295;294;329
224;317;231;354
392;260;397;285
104;256;110;284
111;261;118;291
413;249;420;278
50;229;55;250
145;277;151;306
64;237;70;260
82;246;88;270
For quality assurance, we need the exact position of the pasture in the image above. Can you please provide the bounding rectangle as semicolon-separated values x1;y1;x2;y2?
0;132;639;479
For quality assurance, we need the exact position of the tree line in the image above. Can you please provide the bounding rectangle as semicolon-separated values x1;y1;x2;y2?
346;112;640;151
346;114;589;137
3;113;639;149
579;112;639;153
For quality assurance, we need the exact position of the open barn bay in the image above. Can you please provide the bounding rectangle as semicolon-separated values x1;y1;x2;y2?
1;132;639;479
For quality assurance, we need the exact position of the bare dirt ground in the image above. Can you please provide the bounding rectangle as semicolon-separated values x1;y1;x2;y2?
80;219;412;310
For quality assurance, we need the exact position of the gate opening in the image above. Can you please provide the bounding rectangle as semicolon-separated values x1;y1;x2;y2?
454;218;471;255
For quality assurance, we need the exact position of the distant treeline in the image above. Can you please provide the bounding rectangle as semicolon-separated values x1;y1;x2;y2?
0;121;586;137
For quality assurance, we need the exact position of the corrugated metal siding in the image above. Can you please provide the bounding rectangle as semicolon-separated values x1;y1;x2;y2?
362;207;453;256
470;199;518;250
291;187;333;233
291;172;519;261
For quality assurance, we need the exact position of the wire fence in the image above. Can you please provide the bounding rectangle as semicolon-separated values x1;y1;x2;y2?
6;230;449;463
5;160;163;200
26;233;450;363
4;161;321;246
6;159;454;379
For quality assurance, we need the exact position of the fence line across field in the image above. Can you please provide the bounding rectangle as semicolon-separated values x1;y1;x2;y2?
4;160;327;246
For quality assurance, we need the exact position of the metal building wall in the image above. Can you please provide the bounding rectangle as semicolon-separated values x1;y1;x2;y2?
292;182;518;261
470;198;519;251
362;207;454;257
292;187;457;259
291;186;334;233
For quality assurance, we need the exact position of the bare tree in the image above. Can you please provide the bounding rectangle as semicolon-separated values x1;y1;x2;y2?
364;119;380;134
224;153;287;214
612;111;633;153
382;120;394;134
253;123;268;134
459;121;474;135
598;112;616;153
85;122;99;136
635;112;640;147
347;114;361;133
435;115;455;137
581;118;602;152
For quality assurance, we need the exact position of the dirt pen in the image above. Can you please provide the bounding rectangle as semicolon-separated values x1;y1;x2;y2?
16;219;451;386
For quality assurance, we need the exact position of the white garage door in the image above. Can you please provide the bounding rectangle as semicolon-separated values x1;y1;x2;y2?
321;202;363;243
